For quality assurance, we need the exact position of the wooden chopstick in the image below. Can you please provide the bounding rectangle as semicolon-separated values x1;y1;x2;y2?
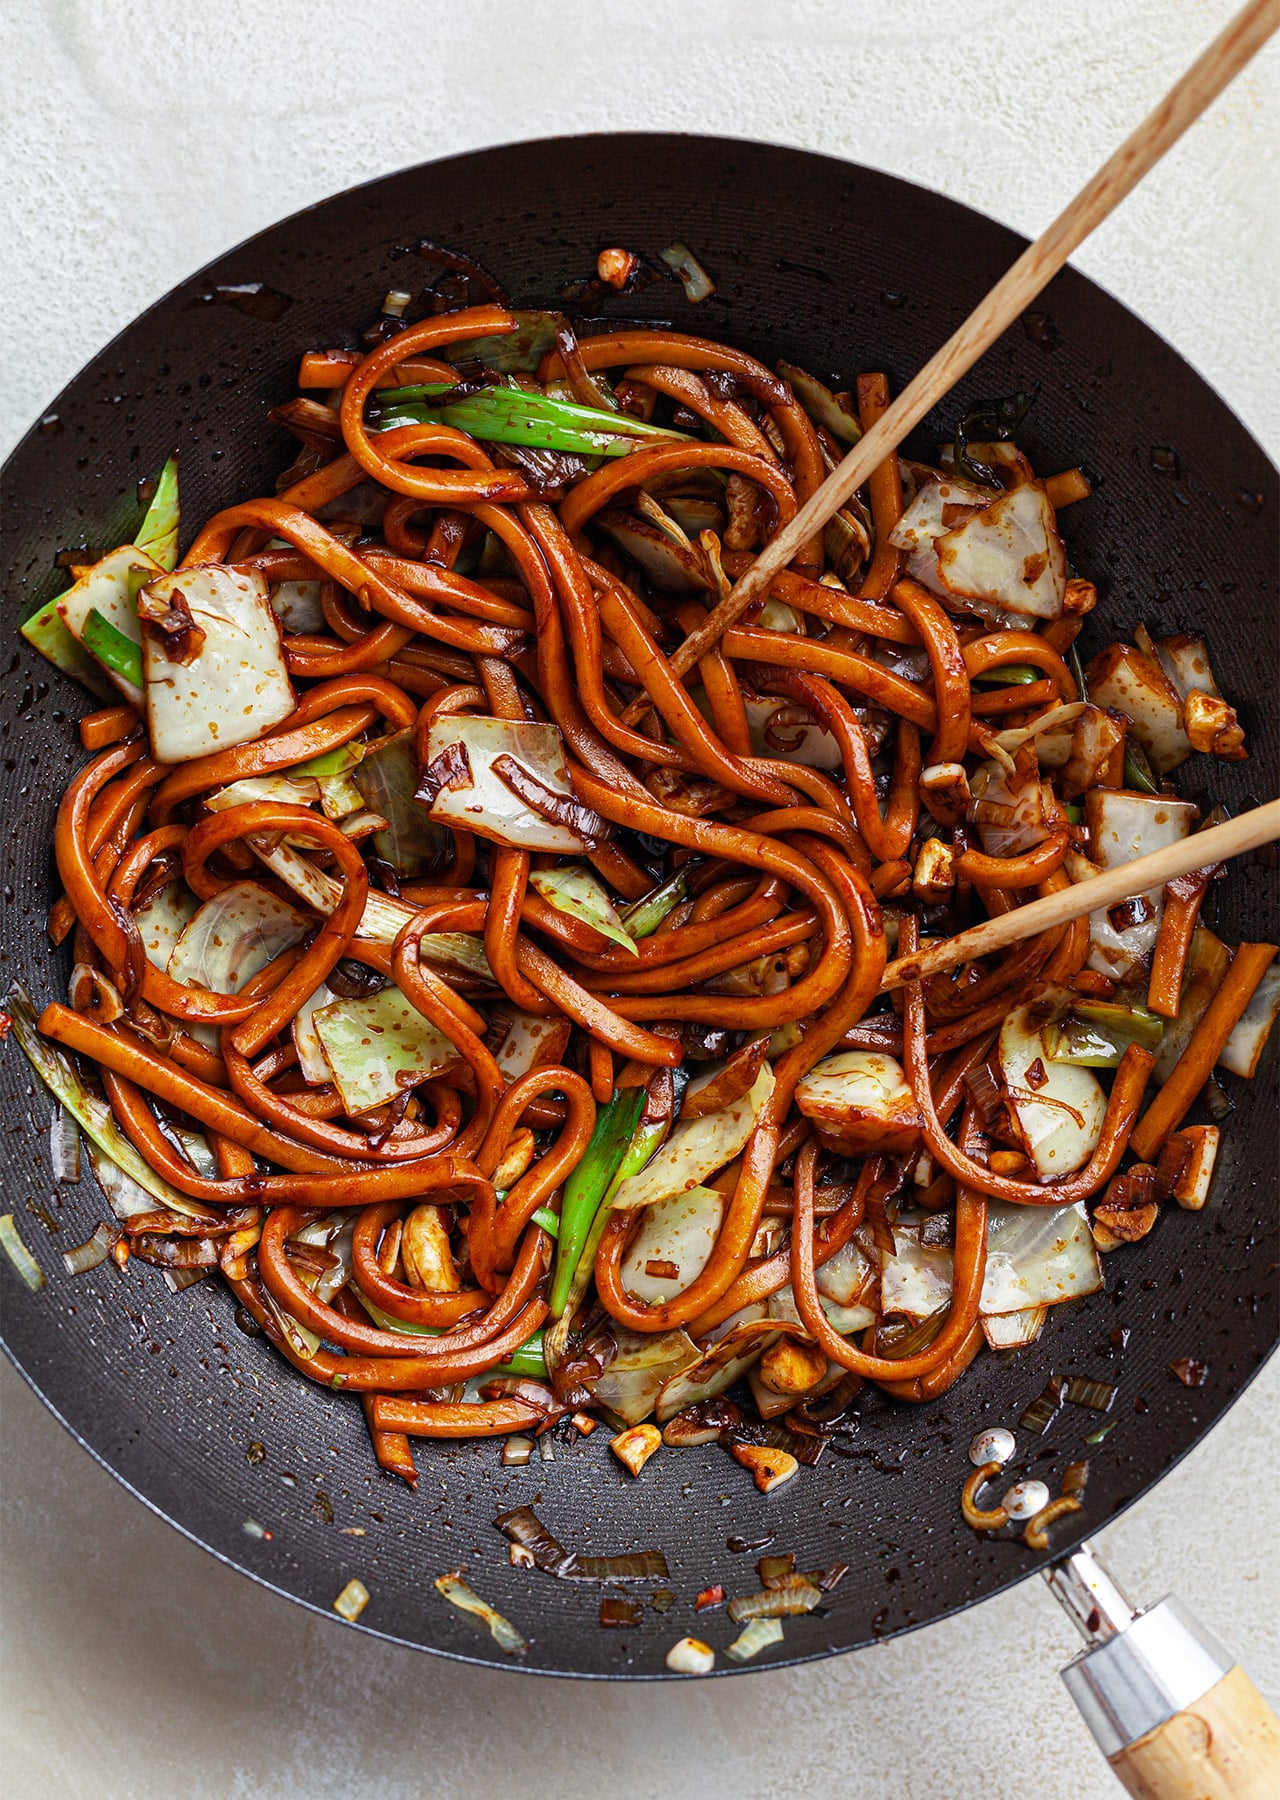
670;0;1277;679
879;799;1280;992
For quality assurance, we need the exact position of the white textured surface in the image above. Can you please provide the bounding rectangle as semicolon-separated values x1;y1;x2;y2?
1;3;1277;1797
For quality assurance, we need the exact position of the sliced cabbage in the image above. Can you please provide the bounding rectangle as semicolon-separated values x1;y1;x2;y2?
352;729;444;876
969;759;1055;857
654;1311;780;1423
742;698;842;770
768;1281;875;1336
489;1008;573;1082
980;1200;1102;1312
934;483;1067;620
586;1327;701;1425
597;510;710;594
292;982;337;1084
793;1051;921;1155
999;996;1105;1178
243;836;478;961
424;715;592;853
619;1185;725;1304
982;1307;1047;1350
56;544;165;708
815;1235;876;1307
610;1064;774;1211
134;881;199;971
888;475;993;556
1148;632;1218;703
1218;964;1280;1079
167;881;311;997
269;579;325;632
880;1226;953;1319
311;985;458;1115
1085;644;1191;774
1083;791;1198;980
528;865;637;955
139;565;295;764
206;774;323;812
884;1201;1100;1322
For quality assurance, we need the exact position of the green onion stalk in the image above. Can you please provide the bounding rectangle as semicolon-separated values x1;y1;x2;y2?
620;869;688;939
82;609;143;690
373;383;692;460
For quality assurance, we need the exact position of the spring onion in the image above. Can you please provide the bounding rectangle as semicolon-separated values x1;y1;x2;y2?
1069;640;1088;703
1123;739;1160;794
530;1205;560;1238
435;1571;528;1655
0;1214;45;1291
549;1087;645;1317
620;869;688;938
375;383;691;458
82;607;144;689
972;663;1042;687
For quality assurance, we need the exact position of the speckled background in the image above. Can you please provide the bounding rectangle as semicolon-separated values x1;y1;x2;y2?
1;2;1277;1796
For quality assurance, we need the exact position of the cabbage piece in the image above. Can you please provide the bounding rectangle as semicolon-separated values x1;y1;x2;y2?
884;1200;1100;1322
352;728;444;876
880;1225;953;1319
489;1008;573;1082
619;1185;725;1304
269;578;325;631
586;1327;701;1425
888;475;993;555
814;1235;876;1307
292;982;337;1084
423;715;592;853
1147;631;1219;703
654;1312;781;1423
597;510;710;594
793;1051;921;1155
982;1307;1047;1350
742;697;842;770
139;565;295;763
528;865;637;955
134;881;199;971
934;483;1067;620
1218;964;1280;1079
56;544;165;708
610;1065;774;1211
311;986;459;1115
768;1282;875;1336
999;996;1105;1178
1085;644;1191;773
1083;791;1198;980
980;1200;1102;1312
167;881;311;997
969;758;1053;857
206;774;323;812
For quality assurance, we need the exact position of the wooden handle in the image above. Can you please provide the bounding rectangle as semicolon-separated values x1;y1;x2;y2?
879;798;1280;991
1109;1663;1280;1799
671;0;1278;677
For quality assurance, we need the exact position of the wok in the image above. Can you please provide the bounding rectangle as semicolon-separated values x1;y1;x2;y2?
1;134;1276;1681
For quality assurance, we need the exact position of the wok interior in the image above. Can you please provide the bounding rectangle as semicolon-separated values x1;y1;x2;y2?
1;135;1275;1676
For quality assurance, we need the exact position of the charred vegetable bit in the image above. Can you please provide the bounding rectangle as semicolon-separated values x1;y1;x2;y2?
9;257;1271;1562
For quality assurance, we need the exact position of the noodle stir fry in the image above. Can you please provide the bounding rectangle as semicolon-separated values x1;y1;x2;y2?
12;295;1277;1488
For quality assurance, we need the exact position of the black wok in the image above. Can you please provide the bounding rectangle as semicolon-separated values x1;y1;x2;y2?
1;135;1276;1678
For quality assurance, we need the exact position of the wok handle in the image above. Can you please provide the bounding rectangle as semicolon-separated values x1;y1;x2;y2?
1107;1664;1280;1799
1046;1542;1280;1799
